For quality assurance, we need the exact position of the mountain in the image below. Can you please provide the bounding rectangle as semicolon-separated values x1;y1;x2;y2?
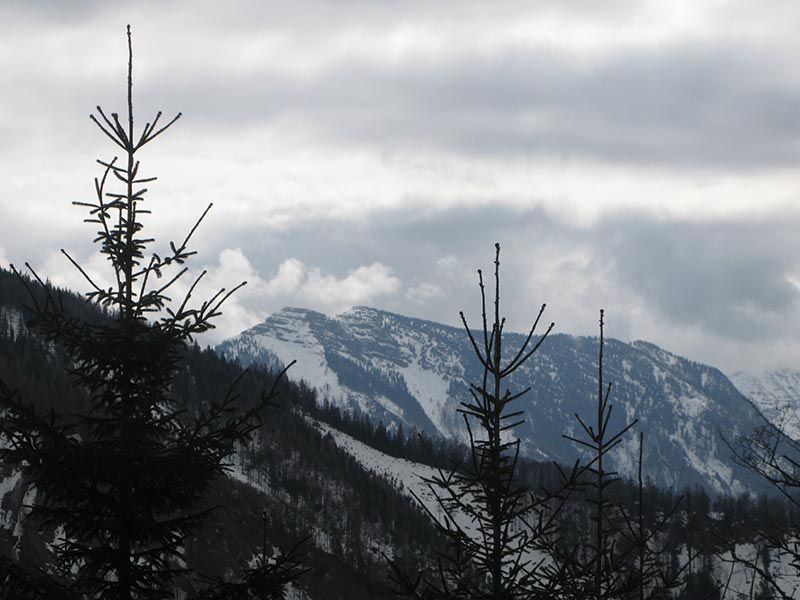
729;368;800;441
218;306;772;497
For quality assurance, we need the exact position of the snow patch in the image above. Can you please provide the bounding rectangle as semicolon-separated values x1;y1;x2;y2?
396;335;451;434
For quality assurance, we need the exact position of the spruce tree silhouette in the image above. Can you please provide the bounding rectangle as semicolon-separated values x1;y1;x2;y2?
558;313;689;600
388;243;583;599
560;310;638;599
0;26;295;599
387;256;693;600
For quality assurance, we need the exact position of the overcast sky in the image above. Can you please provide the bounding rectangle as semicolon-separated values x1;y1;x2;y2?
3;0;800;374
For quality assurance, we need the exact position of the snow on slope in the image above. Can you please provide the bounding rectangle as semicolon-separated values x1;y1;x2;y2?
218;307;465;432
221;308;349;403
0;470;22;530
730;369;800;441
218;307;772;496
303;418;798;597
307;418;440;514
715;541;800;597
395;333;456;436
306;416;544;569
0;305;24;338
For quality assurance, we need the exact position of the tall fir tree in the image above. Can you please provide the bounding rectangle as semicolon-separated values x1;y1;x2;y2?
389;243;578;599
560;310;638;599
558;312;690;600
0;26;294;599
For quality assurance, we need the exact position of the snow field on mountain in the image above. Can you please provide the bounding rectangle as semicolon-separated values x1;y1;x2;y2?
713;542;800;597
0;306;23;338
730;368;800;442
306;416;550;576
307;417;441;515
253;319;348;403
0;469;22;530
395;333;453;436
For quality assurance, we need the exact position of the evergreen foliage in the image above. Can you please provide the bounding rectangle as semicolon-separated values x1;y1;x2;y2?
389;243;570;599
0;266;450;599
0;27;295;599
386;252;715;599
555;312;688;599
3;263;800;597
198;534;308;600
560;310;639;598
0;553;74;599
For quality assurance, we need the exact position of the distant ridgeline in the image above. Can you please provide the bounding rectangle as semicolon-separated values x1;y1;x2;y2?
217;305;776;497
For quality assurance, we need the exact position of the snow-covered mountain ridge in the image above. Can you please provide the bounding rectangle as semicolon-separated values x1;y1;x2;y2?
217;306;772;496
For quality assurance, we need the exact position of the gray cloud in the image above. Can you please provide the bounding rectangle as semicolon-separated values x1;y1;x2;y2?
598;216;800;341
140;42;800;169
6;2;800;172
5;1;800;375
194;205;800;370
6;4;800;180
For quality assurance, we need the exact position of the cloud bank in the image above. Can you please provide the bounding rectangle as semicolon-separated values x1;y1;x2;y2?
2;1;800;373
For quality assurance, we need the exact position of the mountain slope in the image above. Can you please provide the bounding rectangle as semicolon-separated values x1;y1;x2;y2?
729;368;800;441
218;306;771;496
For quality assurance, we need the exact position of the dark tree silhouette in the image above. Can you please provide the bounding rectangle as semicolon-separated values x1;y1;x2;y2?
0;552;73;600
388;242;578;599
0;26;295;599
198;536;308;600
617;432;687;600
560;310;638;599
559;312;691;600
387;264;699;599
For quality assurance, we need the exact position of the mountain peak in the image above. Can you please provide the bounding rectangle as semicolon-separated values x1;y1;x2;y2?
276;306;327;318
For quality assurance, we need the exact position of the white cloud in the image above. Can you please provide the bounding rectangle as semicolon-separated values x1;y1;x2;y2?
405;282;445;304
299;262;401;308
401;255;467;306
436;254;458;276
263;258;305;297
168;249;403;345
40;250;113;296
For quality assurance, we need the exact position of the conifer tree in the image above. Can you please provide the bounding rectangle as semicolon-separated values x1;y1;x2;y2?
556;312;693;600
560;310;638;599
389;243;570;599
198;528;308;600
0;26;294;599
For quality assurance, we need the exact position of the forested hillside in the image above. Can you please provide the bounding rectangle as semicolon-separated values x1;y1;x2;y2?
0;268;444;599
